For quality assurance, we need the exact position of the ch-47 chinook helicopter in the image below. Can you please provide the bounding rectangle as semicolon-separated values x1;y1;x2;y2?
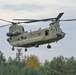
0;12;76;51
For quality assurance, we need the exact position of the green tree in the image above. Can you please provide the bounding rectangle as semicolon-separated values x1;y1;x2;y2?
64;57;76;75
0;51;6;63
40;60;50;75
22;67;43;75
50;56;65;75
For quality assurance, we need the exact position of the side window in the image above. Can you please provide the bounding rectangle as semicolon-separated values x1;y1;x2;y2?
45;30;49;36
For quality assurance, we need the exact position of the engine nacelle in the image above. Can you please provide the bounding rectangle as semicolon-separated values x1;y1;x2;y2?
6;32;21;37
6;32;13;37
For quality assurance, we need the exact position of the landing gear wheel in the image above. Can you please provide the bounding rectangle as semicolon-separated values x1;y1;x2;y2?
25;48;27;52
47;45;51;49
12;47;14;51
35;43;39;48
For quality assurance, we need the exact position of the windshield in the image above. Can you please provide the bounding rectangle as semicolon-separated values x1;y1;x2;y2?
59;28;62;32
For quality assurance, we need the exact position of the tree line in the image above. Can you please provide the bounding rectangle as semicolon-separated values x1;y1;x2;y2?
0;50;76;75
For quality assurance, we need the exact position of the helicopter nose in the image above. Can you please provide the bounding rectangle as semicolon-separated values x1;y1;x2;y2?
57;32;66;38
61;32;66;38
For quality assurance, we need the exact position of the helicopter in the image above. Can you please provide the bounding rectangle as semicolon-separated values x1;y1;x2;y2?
0;12;76;51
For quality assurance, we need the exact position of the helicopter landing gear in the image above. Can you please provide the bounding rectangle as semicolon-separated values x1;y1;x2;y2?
12;47;14;51
35;43;39;48
47;44;51;49
25;48;27;52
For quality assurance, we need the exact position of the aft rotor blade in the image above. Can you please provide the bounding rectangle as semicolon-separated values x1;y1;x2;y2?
56;12;64;21
60;19;76;21
0;24;12;28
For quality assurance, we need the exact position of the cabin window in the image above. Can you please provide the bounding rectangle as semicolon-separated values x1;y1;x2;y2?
18;38;19;40
21;36;24;39
45;30;49;36
25;37;26;39
7;39;9;41
10;37;12;40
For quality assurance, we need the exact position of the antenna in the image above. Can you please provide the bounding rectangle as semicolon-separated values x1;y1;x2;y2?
16;48;23;62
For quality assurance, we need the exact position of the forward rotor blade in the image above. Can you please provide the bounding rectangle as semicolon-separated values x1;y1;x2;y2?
0;24;11;27
36;18;56;21
60;19;76;21
13;18;56;21
56;12;64;21
0;19;21;25
13;18;56;23
13;12;64;23
13;19;35;21
0;19;13;23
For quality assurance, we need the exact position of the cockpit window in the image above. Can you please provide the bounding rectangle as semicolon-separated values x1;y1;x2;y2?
59;28;62;32
56;28;62;33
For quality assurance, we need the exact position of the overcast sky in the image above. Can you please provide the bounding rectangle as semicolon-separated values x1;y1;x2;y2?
0;0;76;63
